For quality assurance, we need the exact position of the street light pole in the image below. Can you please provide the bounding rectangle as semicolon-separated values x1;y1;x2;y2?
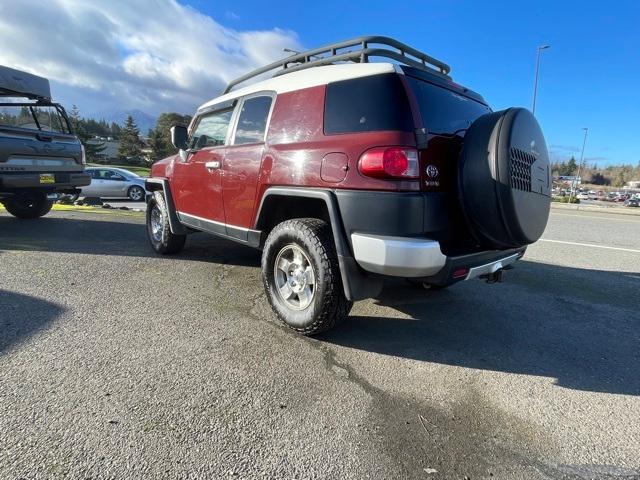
532;45;550;115
569;127;589;203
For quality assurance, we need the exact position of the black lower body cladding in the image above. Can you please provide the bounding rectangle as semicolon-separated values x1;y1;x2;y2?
335;190;450;246
458;108;551;249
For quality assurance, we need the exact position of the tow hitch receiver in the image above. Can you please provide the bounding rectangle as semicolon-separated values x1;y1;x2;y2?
481;269;503;284
465;252;521;282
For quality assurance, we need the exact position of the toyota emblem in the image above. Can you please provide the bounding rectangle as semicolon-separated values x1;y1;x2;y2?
425;164;439;178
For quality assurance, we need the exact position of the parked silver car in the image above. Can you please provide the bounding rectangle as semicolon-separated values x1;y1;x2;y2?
80;167;147;201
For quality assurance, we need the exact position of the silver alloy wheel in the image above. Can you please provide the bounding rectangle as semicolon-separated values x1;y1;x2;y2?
130;186;144;201
150;205;163;242
273;244;316;310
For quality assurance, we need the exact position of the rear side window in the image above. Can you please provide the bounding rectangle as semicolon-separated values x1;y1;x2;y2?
406;77;490;135
324;73;413;135
190;109;233;149
234;95;272;145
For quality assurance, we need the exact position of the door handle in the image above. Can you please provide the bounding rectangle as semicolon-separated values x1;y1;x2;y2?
205;161;221;170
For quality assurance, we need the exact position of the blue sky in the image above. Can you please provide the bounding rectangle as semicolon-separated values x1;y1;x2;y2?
186;0;640;166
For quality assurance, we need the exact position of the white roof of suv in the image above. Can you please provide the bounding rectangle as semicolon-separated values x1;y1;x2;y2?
198;63;399;112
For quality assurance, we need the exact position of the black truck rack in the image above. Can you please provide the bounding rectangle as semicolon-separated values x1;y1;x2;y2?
223;35;451;94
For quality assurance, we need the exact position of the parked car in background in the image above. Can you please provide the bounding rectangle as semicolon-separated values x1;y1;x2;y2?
624;198;639;207
0;65;90;218
78;167;147;201
576;192;590;200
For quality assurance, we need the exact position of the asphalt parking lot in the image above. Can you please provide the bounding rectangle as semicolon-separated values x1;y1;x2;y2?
1;208;639;479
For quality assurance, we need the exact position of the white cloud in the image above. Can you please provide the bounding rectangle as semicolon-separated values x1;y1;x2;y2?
0;0;301;116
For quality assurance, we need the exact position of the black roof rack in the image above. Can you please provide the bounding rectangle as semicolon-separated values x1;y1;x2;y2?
223;35;451;94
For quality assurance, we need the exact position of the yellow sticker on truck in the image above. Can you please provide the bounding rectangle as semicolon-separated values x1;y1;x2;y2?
39;173;55;184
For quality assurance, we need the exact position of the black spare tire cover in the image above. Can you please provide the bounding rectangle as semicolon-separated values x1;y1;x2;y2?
459;108;551;249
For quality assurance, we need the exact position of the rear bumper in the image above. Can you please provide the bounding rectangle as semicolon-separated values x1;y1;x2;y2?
351;232;525;282
0;171;91;189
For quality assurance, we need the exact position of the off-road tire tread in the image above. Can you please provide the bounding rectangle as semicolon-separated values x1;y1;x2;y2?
146;191;186;254
262;218;352;335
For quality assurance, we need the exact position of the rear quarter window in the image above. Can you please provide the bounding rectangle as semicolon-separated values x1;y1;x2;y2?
324;73;413;135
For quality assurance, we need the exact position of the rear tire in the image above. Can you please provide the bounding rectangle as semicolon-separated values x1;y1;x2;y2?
262;218;352;335
146;191;186;254
4;192;53;219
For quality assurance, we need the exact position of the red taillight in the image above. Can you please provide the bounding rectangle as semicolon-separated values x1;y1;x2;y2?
358;147;419;179
452;267;469;279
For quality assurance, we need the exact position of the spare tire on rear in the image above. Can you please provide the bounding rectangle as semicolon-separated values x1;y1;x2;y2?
458;108;551;249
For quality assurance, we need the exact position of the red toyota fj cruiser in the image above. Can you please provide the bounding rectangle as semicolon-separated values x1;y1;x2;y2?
145;36;551;335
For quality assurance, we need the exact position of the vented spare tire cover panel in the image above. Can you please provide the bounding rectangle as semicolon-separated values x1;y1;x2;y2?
459;108;550;249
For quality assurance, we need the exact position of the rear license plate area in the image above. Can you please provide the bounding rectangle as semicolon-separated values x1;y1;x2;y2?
39;173;55;184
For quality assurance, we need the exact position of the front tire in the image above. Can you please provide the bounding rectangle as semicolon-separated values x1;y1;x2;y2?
146;191;186;254
262;218;352;335
128;185;145;202
4;192;54;219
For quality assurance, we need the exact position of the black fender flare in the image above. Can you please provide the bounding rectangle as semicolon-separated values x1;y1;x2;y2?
145;178;187;235
255;187;382;301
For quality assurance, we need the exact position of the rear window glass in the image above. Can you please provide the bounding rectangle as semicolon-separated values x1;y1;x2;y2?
324;73;413;135
406;77;490;135
234;96;272;145
0;104;70;133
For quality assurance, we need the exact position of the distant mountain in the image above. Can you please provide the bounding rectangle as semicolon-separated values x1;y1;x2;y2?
88;109;156;136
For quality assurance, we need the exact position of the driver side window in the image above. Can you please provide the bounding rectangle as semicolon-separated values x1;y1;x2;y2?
189;109;233;150
97;169;124;181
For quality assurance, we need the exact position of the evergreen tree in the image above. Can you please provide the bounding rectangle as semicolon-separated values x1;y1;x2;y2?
69;105;106;163
117;115;143;163
148;127;170;163
566;156;578;176
148;112;192;164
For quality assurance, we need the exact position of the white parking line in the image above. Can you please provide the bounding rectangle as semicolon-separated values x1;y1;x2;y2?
539;238;640;254
551;211;640;223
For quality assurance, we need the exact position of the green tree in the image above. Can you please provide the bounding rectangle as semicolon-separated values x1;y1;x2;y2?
69;105;106;163
588;172;609;186
148;112;192;163
566;156;578;176
117;115;143;163
148;127;169;163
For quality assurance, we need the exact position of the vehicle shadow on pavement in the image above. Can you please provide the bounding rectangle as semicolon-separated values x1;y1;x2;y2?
0;290;66;354
320;261;640;396
0;216;261;267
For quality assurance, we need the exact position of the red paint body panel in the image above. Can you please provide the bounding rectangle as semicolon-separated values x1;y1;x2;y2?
150;156;171;178
222;143;264;228
171;147;225;222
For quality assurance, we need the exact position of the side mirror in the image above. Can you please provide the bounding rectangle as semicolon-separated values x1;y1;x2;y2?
170;125;188;150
